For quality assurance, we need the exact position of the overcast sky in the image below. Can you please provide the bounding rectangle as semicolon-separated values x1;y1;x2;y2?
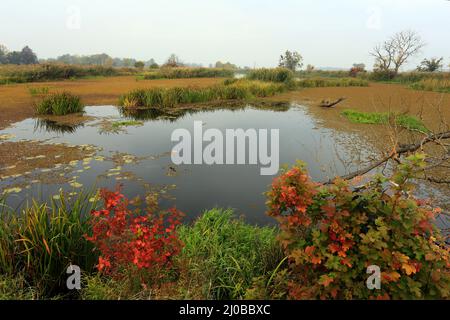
1;0;449;69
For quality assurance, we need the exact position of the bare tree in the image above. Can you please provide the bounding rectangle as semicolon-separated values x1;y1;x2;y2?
371;30;425;77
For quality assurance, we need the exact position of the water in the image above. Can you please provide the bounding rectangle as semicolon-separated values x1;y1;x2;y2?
0;104;376;225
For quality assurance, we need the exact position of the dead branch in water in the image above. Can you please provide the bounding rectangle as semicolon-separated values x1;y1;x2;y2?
325;131;450;184
319;97;346;108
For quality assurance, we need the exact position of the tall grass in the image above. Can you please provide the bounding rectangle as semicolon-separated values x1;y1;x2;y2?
297;77;369;88
143;67;234;80
341;109;429;132
246;68;294;83
0;191;99;297
178;209;283;299
35;92;84;115
410;78;450;93
119;80;287;109
0;64;136;85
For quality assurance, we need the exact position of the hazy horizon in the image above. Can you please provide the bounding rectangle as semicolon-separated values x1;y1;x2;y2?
1;0;449;70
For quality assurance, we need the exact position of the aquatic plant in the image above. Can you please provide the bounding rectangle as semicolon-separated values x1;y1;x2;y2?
35;92;84;115
410;78;450;93
341;109;429;132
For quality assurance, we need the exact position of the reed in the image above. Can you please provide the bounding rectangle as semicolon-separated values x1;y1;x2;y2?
35;92;84;115
143;67;234;80
246;67;294;83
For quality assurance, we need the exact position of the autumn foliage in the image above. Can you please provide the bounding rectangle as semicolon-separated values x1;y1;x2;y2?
85;188;184;275
266;157;450;299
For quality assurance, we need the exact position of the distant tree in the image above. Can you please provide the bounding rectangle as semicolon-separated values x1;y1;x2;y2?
5;51;22;64
279;50;303;71
0;44;8;64
306;64;315;72
134;61;145;70
371;30;425;78
349;63;366;77
416;57;444;72
20;46;38;64
164;54;181;68
146;58;159;69
215;61;237;69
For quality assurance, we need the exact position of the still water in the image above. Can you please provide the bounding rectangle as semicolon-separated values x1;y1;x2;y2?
0;104;375;224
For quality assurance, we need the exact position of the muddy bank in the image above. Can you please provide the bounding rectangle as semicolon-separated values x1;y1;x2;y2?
0;76;223;129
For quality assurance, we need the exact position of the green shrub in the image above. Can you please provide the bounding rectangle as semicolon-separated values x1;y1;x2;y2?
246;68;294;83
35;92;84;115
178;208;283;299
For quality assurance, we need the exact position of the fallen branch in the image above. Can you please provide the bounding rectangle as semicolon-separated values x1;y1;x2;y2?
325;131;450;184
320;97;346;108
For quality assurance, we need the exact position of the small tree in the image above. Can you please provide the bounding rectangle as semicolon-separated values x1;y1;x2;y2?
164;54;181;68
279;50;303;72
370;30;425;78
19;46;38;64
349;63;366;77
416;57;444;72
146;58;159;69
0;44;8;64
134;61;145;70
306;64;315;73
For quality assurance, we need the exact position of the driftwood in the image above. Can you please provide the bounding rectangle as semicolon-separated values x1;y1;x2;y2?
319;97;346;108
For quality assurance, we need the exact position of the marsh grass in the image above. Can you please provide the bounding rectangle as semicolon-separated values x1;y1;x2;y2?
0;64;136;85
177;208;283;299
28;86;50;96
341;109;429;132
143;67;234;80
35;92;84;115
119;80;287;109
0;191;99;297
410;78;450;93
246;68;294;83
297;77;369;87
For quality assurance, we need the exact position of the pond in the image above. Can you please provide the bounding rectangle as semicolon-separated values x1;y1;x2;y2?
0;104;377;225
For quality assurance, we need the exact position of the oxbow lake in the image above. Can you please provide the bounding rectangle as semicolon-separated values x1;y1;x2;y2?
1;104;380;225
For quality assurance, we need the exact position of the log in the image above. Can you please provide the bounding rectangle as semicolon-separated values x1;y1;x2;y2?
320;97;346;108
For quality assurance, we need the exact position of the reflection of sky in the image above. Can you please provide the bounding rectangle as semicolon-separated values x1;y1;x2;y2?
1;0;448;70
0;105;377;225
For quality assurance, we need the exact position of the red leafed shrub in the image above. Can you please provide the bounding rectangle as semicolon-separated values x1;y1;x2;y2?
85;188;184;275
266;157;450;300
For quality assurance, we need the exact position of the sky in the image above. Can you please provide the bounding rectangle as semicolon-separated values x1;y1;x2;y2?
1;0;449;70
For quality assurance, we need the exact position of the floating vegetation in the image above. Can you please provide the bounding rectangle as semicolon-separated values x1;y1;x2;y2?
341;109;429;132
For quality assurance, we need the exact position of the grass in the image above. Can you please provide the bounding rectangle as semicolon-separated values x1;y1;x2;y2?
119;79;287;109
0;191;99;297
35;92;84;115
341;109;429;132
246;68;294;83
177;209;283;299
111;120;144;129
0;64;136;85
28;86;50;96
297;77;369;88
142;67;234;80
410;78;450;93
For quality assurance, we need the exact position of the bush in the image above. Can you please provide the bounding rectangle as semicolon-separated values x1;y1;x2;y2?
85;188;184;277
35;92;84;115
178;209;283;299
246;68;294;83
266;157;450;299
